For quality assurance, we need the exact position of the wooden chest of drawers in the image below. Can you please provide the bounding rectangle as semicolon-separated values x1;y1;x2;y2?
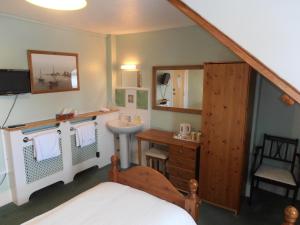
136;129;200;193
167;145;199;192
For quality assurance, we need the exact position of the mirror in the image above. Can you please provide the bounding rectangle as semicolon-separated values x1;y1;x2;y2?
152;65;203;114
121;70;141;87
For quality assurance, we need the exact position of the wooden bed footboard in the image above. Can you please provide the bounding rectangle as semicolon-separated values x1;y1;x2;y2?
109;155;200;221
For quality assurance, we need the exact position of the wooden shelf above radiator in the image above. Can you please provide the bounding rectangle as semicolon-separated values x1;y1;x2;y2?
4;109;119;132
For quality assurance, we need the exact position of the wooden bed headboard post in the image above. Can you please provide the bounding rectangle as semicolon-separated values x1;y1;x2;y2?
185;179;200;221
282;206;299;225
109;155;119;182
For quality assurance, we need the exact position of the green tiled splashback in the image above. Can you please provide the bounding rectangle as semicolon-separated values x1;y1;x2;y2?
115;89;125;107
137;90;148;110
115;89;148;109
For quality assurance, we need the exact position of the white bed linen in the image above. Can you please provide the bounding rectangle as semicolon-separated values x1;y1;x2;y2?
22;182;196;225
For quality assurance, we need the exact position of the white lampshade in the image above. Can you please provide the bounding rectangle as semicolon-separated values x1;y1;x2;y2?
120;64;137;71
26;0;87;11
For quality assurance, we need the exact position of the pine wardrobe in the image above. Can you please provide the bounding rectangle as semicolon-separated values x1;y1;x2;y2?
200;62;255;214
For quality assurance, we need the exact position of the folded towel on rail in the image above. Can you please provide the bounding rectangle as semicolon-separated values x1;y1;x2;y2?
75;123;96;148
33;132;61;162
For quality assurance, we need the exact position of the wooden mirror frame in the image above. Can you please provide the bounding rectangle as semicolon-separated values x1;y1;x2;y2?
152;65;203;114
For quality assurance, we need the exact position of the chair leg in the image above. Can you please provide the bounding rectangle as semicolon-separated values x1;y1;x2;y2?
249;176;255;205
162;160;166;176
157;159;162;173
146;156;150;167
286;188;290;198
255;179;259;188
292;188;298;203
151;159;154;169
149;142;154;149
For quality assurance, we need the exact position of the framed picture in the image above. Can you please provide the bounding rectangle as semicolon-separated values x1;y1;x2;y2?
28;50;80;94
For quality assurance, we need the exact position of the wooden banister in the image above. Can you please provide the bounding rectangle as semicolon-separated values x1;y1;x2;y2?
282;206;299;225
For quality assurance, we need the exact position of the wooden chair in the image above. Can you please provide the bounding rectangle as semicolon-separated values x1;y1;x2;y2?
282;206;298;225
145;148;168;176
249;134;299;204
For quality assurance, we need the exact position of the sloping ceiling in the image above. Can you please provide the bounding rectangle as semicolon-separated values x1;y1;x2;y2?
169;0;300;103
0;0;194;34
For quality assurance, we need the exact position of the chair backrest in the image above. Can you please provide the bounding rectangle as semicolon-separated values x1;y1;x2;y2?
260;134;299;171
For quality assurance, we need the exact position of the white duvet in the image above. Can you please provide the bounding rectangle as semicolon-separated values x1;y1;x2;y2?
22;182;196;225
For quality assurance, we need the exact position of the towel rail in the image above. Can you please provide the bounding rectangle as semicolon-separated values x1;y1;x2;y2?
23;130;61;143
70;122;98;131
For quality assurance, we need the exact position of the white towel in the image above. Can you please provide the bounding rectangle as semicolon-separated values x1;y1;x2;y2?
33;132;61;162
75;123;96;148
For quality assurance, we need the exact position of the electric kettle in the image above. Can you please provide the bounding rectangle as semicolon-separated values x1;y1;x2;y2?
179;123;191;137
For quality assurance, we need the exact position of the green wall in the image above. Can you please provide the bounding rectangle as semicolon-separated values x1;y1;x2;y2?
115;26;238;131
0;133;9;193
254;78;300;143
0;15;107;195
106;35;117;106
246;76;300;197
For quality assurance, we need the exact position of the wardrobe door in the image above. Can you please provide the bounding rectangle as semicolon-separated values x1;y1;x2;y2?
200;62;252;213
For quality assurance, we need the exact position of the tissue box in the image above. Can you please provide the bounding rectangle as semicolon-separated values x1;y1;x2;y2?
56;113;74;121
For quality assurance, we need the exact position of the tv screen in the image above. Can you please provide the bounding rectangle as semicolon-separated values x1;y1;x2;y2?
158;73;170;85
0;70;31;95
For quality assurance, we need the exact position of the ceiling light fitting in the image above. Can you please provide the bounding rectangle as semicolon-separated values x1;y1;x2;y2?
120;64;137;71
26;0;87;11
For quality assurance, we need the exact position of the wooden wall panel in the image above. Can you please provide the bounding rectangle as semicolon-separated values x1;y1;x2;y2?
200;62;252;213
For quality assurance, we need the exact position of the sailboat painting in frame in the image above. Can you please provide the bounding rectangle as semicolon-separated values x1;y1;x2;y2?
28;50;80;94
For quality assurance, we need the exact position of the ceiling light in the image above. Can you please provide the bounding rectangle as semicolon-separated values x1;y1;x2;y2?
26;0;87;11
121;64;137;71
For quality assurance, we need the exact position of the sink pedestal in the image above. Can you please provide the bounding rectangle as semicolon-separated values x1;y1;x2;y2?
119;134;130;169
106;119;143;169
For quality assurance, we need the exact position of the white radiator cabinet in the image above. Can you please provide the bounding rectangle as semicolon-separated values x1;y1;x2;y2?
2;111;119;206
97;112;118;167
68;119;99;179
4;126;66;206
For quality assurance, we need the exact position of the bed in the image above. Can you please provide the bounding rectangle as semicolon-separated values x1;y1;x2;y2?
22;155;199;225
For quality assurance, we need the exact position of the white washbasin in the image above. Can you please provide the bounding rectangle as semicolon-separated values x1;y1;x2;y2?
106;119;144;169
106;119;143;134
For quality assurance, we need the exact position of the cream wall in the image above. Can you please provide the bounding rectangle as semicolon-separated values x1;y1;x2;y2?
182;0;300;93
0;15;107;196
115;26;238;131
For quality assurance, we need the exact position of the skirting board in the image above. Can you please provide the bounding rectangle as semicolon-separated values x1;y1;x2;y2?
0;189;12;207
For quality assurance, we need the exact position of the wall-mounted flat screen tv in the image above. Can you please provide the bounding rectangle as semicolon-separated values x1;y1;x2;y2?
0;69;31;95
158;73;170;85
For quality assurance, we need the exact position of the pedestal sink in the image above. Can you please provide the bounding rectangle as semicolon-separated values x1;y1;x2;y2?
106;119;143;169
